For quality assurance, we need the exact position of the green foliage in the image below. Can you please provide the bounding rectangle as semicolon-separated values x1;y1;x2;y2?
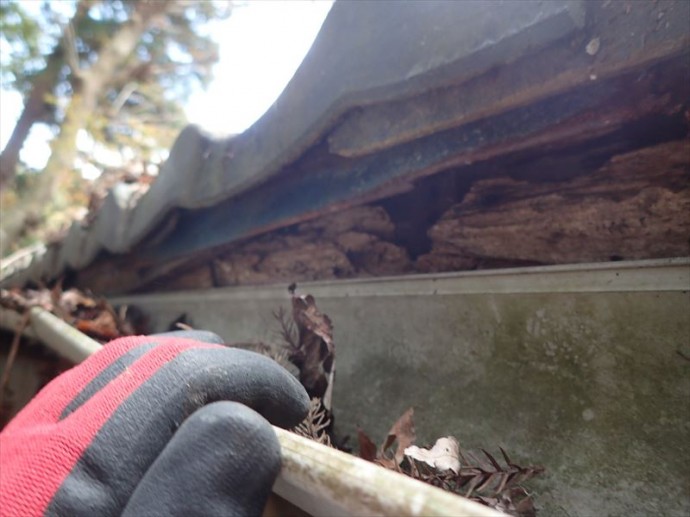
83;1;230;156
0;1;48;94
3;0;230;163
1;0;232;256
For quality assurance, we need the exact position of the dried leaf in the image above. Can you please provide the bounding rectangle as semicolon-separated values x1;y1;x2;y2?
0;288;52;311
290;294;336;410
273;306;299;350
475;472;500;493
292;398;333;447
116;304;149;335
381;407;416;466
500;446;516;468
401;438;544;514
357;428;378;462
509;487;537;517
168;313;192;332
59;288;96;314
481;448;502;471
75;310;120;341
404;436;461;474
1;285;136;344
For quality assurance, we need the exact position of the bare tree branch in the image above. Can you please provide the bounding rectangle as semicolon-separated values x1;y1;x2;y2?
0;0;92;190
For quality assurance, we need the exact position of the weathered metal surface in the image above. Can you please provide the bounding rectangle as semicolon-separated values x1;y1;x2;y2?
1;0;688;293
73;49;689;295
108;259;690;516
144;56;687;262
327;0;690;157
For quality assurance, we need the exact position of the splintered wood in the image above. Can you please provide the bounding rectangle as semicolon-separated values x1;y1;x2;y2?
158;138;688;291
211;206;412;287
417;140;689;271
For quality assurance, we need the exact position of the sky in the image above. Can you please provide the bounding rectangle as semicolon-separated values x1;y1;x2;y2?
186;0;333;136
0;0;334;170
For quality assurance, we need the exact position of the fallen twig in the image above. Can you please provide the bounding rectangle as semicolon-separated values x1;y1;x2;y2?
0;311;32;408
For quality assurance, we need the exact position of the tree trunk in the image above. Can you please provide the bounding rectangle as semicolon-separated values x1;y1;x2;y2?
1;2;174;255
0;0;94;191
0;50;62;190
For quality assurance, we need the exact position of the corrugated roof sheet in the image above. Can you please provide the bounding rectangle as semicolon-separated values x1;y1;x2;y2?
2;0;688;291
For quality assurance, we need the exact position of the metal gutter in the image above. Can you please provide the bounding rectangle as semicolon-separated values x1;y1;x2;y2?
272;427;501;517
0;306;102;363
108;258;690;309
0;306;500;516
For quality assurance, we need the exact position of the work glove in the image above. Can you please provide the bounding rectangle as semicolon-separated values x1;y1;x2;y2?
0;331;309;516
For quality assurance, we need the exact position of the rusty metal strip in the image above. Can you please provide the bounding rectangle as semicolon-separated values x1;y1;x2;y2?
328;1;690;158
143;54;687;268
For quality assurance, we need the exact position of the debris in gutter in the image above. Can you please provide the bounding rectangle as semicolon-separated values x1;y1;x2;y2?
292;397;333;448
357;408;544;517
405;436;461;474
1;285;143;426
0;284;142;342
288;292;336;411
271;291;544;515
2;283;544;514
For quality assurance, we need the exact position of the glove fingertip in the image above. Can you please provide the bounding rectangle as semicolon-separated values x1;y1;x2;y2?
123;401;281;517
152;330;225;344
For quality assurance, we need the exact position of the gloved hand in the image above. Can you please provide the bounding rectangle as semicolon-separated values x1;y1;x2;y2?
0;331;309;517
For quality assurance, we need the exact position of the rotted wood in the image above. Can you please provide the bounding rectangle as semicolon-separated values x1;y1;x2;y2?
146;54;687;270
155;206;412;291
417;139;690;271
73;48;688;295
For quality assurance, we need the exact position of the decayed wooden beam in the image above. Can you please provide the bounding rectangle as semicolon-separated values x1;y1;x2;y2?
418;139;690;271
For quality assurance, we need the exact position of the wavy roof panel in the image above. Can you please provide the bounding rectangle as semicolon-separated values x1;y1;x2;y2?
2;0;688;293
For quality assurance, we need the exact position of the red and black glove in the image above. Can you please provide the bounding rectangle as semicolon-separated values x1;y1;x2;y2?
0;331;309;516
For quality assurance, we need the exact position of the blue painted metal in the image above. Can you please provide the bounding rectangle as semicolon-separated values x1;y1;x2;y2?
147;59;684;263
2;0;689;293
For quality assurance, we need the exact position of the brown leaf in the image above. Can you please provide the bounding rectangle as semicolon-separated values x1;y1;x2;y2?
481;448;502;471
290;294;336;410
510;487;537;517
381;407;416;466
292;398;333;447
59;288;96;315
273;306;298;350
0;288;52;311
75;310;119;341
499;446;516;468
357;428;378;462
116;304;149;335
464;474;483;498
376;456;400;471
476;472;500;493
